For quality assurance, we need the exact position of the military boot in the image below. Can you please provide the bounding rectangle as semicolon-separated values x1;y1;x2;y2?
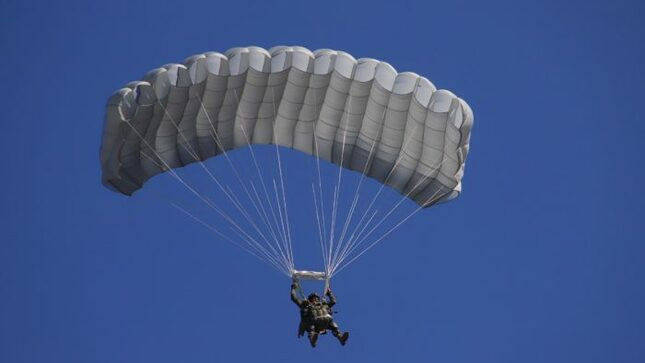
308;332;319;347
336;331;349;346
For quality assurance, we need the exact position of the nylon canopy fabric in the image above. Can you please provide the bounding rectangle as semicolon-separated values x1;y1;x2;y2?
100;46;473;207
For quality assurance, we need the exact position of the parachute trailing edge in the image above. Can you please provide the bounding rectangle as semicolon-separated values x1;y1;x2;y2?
100;46;473;207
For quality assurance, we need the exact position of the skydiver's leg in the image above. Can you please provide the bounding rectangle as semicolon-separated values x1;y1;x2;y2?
298;321;308;338
307;326;319;347
328;321;340;335
329;321;349;346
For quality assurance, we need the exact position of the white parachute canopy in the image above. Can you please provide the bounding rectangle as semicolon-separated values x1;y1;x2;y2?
100;45;473;281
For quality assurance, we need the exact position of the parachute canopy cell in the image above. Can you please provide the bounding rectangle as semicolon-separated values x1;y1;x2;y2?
100;46;473;207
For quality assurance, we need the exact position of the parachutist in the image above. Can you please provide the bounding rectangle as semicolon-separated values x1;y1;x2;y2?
290;280;349;347
101;47;473;344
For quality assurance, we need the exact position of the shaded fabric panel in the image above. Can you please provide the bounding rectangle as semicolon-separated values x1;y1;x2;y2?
331;79;371;167
416;99;464;205
314;71;352;162
140;98;169;179
177;80;206;165
101;89;133;193
119;85;156;188
457;100;474;156
371;92;412;182
452;99;475;197
216;74;246;150
387;96;428;193
154;69;191;169
413;181;452;207
234;69;269;147
351;81;391;174
101;90;129;172
429;101;471;205
274;68;311;147
293;73;331;155
253;70;289;144
195;74;228;158
434;99;462;190
405;107;447;200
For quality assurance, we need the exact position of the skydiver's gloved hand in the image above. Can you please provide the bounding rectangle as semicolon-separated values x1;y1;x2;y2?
291;278;299;290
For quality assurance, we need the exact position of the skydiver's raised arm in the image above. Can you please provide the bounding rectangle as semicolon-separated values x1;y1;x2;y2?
291;281;303;307
325;287;336;307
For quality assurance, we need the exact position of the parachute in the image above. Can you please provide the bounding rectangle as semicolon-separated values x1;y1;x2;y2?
100;45;473;282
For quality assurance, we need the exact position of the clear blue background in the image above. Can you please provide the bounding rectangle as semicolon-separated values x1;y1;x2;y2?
1;0;644;362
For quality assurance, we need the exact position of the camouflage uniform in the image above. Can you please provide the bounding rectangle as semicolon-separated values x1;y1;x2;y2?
290;282;349;347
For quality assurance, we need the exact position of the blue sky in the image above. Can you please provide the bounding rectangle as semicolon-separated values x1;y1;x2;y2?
1;0;644;362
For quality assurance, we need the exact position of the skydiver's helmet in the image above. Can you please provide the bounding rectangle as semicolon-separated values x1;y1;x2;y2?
307;293;320;303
